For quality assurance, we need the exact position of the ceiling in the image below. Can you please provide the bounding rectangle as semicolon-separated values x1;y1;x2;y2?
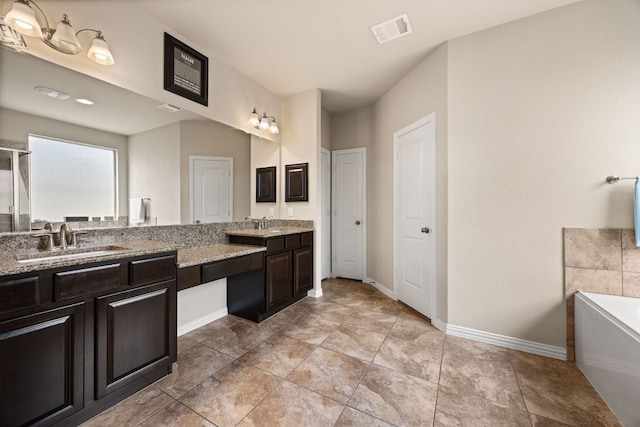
134;0;581;113
0;48;205;136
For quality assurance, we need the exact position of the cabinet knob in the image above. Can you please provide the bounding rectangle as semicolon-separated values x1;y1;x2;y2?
421;227;430;234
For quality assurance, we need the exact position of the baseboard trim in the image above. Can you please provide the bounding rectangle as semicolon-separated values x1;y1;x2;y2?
445;323;567;360
432;318;447;333
177;307;228;336
364;277;395;299
308;288;323;298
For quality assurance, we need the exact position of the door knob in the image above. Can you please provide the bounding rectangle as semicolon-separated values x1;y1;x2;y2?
355;220;361;225
421;227;430;234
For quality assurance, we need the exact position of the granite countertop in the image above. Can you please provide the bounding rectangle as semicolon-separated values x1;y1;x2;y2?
225;227;314;238
177;244;266;268
0;240;178;276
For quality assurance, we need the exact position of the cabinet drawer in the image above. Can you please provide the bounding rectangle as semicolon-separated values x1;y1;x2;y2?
201;253;264;284
301;232;313;247
54;264;121;301
285;234;301;250
0;276;40;315
266;237;284;254
129;255;176;286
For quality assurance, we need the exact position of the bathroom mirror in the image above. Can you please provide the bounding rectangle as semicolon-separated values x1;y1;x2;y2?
0;47;280;233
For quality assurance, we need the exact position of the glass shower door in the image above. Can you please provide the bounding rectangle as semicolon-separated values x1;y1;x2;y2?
0;148;30;232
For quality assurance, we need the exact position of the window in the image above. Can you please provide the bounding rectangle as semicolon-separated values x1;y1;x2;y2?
29;135;117;222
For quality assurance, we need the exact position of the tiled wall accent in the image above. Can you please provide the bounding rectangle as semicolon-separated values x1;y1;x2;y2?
563;228;640;361
0;219;314;253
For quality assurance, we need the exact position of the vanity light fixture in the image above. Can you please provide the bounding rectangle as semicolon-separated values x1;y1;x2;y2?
4;0;115;65
249;107;279;134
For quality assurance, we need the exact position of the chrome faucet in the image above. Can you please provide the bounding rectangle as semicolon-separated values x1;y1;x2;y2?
58;223;71;250
261;217;268;229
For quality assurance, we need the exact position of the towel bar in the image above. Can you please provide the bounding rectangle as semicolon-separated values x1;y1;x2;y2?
606;175;639;184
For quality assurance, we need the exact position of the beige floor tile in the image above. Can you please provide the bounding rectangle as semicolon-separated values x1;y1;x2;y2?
349;364;438;426
334;406;395;427
434;384;531;427
373;333;444;383
287;347;368;403
179;363;281;427
281;315;340;345
440;337;525;410
307;301;355;323
529;413;574;426
139;401;215;426
388;309;440;340
238;381;344;427
155;341;234;398
81;385;173;426
321;324;387;361
192;321;276;358
237;333;315;378
342;309;398;335
511;351;621;426
325;291;368;307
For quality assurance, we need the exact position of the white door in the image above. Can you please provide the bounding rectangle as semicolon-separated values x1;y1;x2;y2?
394;114;436;319
321;148;331;279
190;156;232;224
332;148;365;281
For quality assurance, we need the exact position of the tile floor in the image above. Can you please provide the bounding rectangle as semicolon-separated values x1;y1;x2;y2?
82;278;620;427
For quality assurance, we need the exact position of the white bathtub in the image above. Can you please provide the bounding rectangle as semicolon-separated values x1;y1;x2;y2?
575;292;640;427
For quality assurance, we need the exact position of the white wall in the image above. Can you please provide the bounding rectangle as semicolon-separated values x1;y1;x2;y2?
250;136;281;220
370;44;449;320
321;109;331;150
280;90;322;293
0;0;281;142
0;108;129;218
128;123;181;225
446;0;640;347
179;120;251;223
331;107;372;152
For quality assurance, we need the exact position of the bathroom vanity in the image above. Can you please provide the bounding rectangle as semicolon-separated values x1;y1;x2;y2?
226;229;314;322
0;242;178;427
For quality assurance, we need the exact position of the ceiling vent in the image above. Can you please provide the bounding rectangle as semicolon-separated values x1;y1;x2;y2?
370;13;412;44
34;86;69;100
157;103;182;113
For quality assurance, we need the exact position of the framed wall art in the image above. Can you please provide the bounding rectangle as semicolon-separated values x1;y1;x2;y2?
164;33;208;106
285;163;308;202
256;166;276;203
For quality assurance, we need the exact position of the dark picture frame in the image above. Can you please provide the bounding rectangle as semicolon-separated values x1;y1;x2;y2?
285;163;308;202
164;33;208;106
256;166;276;203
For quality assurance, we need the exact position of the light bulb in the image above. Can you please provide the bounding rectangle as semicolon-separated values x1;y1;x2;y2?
87;34;114;65
5;0;42;38
259;114;269;130
248;108;259;127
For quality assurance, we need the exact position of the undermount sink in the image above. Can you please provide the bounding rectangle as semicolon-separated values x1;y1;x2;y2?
16;246;129;264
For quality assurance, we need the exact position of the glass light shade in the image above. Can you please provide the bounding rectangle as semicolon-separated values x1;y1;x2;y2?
88;35;114;65
49;14;81;54
259;114;269;130
5;0;42;38
248;108;259;127
269;120;279;134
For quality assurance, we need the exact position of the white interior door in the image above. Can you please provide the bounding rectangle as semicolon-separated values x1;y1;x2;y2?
332;148;365;281
394;114;436;319
191;156;232;224
321;148;331;279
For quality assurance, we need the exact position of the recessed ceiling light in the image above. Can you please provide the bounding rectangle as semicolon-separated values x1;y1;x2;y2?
33;86;69;100
75;98;95;105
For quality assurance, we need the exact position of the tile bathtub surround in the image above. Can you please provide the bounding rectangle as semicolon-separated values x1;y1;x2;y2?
563;228;640;361
82;277;619;426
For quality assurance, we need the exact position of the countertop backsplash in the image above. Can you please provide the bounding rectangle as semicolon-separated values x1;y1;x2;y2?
0;219;315;253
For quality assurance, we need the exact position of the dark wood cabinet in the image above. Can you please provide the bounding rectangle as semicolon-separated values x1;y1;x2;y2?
0;251;177;427
95;280;176;399
265;251;293;309
0;302;84;427
293;246;313;295
228;231;313;322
